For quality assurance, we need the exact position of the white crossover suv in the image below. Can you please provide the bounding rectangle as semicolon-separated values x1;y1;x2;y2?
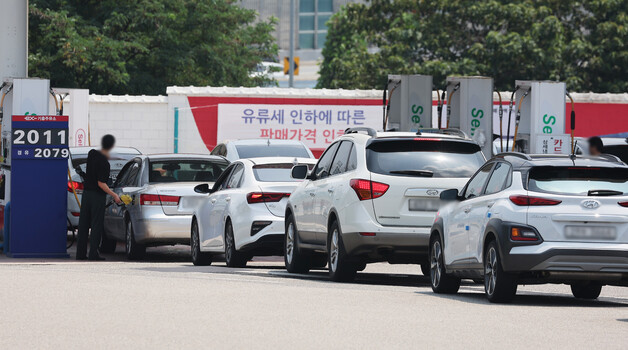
430;153;628;303
285;128;485;281
190;157;317;267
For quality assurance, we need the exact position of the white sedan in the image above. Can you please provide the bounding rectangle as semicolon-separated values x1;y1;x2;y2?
190;157;317;267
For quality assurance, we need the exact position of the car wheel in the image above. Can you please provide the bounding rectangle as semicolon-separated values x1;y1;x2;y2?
224;221;247;268
125;218;145;260
191;219;212;266
484;240;517;303
429;235;460;294
100;233;117;254
328;220;357;282
309;254;328;269
284;214;310;273
571;283;602;300
420;262;430;277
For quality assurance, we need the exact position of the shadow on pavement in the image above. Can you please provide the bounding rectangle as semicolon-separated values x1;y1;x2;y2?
416;290;628;307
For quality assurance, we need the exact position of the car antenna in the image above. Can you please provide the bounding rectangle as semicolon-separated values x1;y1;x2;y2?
267;138;271;146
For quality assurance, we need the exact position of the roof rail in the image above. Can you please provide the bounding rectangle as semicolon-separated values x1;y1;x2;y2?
598;154;623;163
345;127;377;137
494;152;532;161
418;128;469;139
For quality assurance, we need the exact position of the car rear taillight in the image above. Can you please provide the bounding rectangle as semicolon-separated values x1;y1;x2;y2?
619;201;628;207
140;194;180;206
509;195;562;206
246;192;291;204
67;180;84;193
349;179;389;200
510;227;540;241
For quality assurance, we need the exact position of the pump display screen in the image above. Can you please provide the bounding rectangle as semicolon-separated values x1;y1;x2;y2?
11;115;69;160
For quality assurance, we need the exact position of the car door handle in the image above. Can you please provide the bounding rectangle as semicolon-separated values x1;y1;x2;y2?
463;206;471;214
327;188;334;193
309;192;316;197
225;197;231;202
210;198;217;204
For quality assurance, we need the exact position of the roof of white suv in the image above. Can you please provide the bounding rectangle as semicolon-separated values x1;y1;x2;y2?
494;152;627;169
339;127;474;145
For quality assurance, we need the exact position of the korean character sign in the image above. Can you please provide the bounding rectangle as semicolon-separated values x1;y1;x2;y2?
218;103;381;149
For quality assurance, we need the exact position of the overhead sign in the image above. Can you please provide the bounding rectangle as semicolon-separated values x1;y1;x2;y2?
283;57;300;75
217;103;381;149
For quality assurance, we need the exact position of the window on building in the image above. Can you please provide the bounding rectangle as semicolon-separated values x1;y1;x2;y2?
299;0;333;49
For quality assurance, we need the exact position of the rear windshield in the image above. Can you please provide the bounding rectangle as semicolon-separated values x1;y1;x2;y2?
604;145;628;164
149;160;229;183
366;140;485;178
72;152;138;182
235;144;310;159
529;166;628;195
253;163;314;182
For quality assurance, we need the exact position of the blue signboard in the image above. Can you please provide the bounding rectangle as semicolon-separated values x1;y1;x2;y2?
7;115;69;258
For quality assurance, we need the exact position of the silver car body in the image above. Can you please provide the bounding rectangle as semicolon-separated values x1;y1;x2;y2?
103;154;229;246
67;146;142;229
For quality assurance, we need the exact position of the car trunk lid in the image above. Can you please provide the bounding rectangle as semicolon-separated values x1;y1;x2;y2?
150;183;214;215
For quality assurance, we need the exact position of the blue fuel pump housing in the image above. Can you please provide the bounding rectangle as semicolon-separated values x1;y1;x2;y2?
6;115;69;257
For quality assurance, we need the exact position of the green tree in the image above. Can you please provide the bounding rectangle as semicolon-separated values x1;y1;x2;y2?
318;0;627;93
29;0;278;95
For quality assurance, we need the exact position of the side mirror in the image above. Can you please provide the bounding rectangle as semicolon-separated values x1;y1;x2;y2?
291;164;309;180
194;183;213;194
440;188;460;201
122;187;143;193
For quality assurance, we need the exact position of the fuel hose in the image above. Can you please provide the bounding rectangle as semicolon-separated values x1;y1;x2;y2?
446;83;460;128
566;92;576;155
505;87;519;152
512;88;531;152
495;90;503;152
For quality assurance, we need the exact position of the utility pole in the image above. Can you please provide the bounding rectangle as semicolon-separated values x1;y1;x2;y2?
289;0;295;88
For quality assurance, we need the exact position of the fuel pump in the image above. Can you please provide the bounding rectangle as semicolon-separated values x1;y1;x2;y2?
384;75;433;131
512;80;570;154
445;76;494;157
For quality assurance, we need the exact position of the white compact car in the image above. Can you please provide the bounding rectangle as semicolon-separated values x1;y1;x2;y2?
67;146;141;229
431;153;628;303
284;128;486;281
210;139;314;162
190;157;317;267
103;154;229;259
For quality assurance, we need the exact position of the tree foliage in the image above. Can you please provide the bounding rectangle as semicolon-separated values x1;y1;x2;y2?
29;0;278;95
318;0;628;92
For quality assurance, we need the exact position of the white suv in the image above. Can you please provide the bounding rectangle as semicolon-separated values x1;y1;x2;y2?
284;128;485;281
430;153;628;303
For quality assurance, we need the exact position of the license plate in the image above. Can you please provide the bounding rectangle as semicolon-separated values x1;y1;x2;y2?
409;198;441;212
564;226;616;240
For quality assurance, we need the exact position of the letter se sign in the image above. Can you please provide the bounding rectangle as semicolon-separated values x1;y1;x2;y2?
542;114;556;134
411;104;424;126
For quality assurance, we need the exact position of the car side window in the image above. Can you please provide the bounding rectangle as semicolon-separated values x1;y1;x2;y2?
113;162;133;188
484;162;512;195
212;164;234;192
313;142;340;180
124;161;141;187
226;163;244;189
464;163;494;199
330;141;353;176
346;144;357;171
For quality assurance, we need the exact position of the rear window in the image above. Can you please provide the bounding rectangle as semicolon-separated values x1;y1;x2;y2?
253;163;314;182
235;144;310;159
72;152;139;182
366;140;485;178
604;145;628;164
149;160;228;183
529;166;628;195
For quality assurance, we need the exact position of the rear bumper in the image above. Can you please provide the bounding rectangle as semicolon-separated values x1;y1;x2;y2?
135;213;192;245
238;219;284;255
504;242;628;277
342;228;431;263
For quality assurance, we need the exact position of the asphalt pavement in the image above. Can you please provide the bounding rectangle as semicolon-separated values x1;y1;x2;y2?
0;244;626;349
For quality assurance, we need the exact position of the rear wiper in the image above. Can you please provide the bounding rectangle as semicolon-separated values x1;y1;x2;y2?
588;189;623;196
389;170;434;177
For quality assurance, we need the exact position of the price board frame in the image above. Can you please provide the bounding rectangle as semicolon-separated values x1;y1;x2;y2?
7;115;70;258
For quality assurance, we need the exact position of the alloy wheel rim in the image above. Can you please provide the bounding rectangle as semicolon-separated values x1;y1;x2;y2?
191;224;198;261
431;241;442;287
286;223;294;264
485;247;497;296
330;229;339;272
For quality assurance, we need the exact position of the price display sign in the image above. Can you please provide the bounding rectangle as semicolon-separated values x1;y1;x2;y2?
11;115;69;160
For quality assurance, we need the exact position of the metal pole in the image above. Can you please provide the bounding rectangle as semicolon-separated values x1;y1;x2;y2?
0;0;28;80
289;0;295;88
174;107;179;153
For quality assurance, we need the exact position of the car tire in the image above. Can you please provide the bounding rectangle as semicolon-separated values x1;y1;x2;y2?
420;262;430;277
100;234;117;254
571;283;602;300
484;240;517;303
125;218;145;260
429;235;460;294
191;219;212;266
284;214;310;273
328;220;357;282
224;221;247;268
309;254;328;269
